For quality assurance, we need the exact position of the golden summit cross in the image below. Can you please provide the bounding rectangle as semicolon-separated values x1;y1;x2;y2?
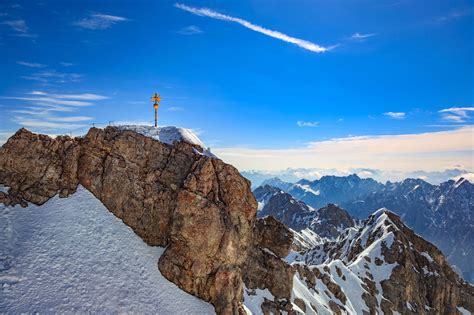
151;92;161;127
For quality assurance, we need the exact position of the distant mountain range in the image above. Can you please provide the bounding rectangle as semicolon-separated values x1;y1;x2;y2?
254;174;474;283
242;168;472;187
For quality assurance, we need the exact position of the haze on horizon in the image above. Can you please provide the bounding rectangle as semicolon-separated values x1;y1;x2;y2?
1;0;472;182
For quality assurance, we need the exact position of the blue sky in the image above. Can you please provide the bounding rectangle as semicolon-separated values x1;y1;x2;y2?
0;0;473;176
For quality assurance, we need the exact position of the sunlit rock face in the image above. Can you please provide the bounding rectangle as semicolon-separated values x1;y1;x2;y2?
0;126;257;314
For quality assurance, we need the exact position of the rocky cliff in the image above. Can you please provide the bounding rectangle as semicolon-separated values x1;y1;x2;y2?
0;127;289;314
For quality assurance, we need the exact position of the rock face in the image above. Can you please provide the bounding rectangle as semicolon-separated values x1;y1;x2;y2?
0;127;257;314
0;129;80;206
243;216;295;313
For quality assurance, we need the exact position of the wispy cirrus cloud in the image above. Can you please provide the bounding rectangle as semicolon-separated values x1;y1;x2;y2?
0;131;14;145
435;8;473;23
75;13;128;30
2;19;36;38
5;96;93;106
166;106;184;112
29;91;108;101
2;19;27;32
297;121;319;127
3;91;108;131
12;116;88;129
176;25;203;35
17;61;46;68
59;62;75;67
439;107;474;123
384;111;406;120
351;32;376;40
22;70;82;84
174;3;331;53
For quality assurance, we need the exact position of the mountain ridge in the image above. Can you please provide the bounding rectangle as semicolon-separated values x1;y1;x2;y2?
257;174;474;283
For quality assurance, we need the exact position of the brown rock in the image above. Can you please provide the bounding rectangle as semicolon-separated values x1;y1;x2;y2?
1;127;292;315
0;128;80;205
254;216;293;258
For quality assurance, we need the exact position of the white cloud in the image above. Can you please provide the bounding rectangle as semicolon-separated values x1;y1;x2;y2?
12;116;88;130
213;127;474;173
22;70;82;84
50;93;108;100
47;116;93;122
2;19;36;38
175;3;330;53
439;107;474;123
0;131;14;145
297;121;319;127
441;114;465;123
27;91;107;101
30;91;47;95
3;91;108;132
2;19;27;32
59;62;75;67
110;121;152;126
351;32;376;39
75;13;128;30
384;111;406;119
166;106;184;112
452;173;474;182
5;97;93;106
17;61;46;68
176;25;203;35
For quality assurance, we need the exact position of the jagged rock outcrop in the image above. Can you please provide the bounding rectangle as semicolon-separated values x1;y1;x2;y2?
254;185;356;239
243;216;295;314
254;184;315;231
0;129;80;206
0;127;258;314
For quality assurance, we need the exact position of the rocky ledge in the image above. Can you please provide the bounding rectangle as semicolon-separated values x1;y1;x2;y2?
0;127;294;314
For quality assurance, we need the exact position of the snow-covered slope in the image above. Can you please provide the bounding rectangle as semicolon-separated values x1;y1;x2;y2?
0;186;215;313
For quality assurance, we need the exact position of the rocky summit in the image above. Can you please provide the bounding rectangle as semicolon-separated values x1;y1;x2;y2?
0;127;275;314
1;127;473;315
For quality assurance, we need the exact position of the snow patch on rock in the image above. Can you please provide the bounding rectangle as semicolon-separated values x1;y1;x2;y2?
243;286;274;315
116;125;205;147
0;185;9;193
